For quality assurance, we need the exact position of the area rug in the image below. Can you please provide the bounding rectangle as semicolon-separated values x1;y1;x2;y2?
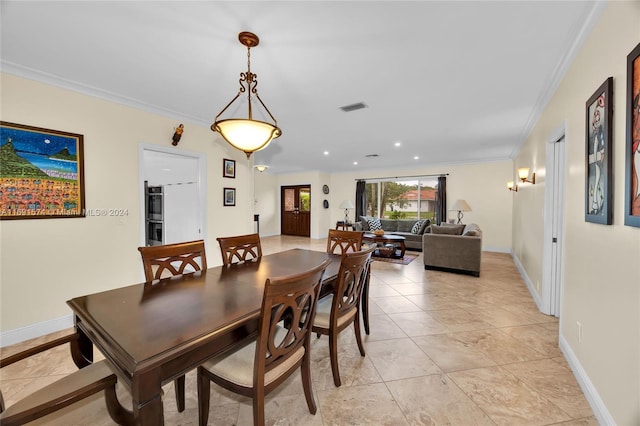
371;253;418;265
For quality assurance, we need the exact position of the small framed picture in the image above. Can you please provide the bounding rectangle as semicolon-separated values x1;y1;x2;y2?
223;187;236;206
223;158;235;178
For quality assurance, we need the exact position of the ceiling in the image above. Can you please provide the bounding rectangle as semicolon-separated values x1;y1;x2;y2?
1;1;602;175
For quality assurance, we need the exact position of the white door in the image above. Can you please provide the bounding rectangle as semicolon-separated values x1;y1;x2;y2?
542;133;566;317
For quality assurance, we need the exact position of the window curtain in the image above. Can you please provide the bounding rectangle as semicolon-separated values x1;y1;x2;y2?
435;175;447;225
355;180;366;220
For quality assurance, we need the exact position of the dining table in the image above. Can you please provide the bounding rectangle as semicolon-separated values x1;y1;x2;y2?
66;248;342;425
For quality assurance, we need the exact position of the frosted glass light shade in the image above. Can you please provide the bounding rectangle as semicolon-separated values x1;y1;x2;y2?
213;119;281;158
518;167;530;181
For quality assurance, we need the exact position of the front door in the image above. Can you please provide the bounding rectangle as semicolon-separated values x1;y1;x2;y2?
281;185;311;237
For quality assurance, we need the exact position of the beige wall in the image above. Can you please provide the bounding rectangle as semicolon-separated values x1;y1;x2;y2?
513;2;640;423
0;73;255;332
256;161;514;252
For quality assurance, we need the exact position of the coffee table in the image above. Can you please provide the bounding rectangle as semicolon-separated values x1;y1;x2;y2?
363;233;406;258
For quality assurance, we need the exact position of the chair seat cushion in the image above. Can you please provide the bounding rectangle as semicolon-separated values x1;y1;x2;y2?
313;295;356;329
201;326;304;388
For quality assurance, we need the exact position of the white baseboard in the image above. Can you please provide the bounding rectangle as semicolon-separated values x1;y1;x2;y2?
558;334;615;425
511;253;543;310
512;253;614;424
0;314;73;347
483;246;512;254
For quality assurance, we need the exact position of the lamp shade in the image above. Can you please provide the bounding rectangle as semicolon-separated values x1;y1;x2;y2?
450;199;471;212
213;119;281;158
339;200;355;209
518;167;530;180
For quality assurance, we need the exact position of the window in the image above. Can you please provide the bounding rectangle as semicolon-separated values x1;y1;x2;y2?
364;177;438;220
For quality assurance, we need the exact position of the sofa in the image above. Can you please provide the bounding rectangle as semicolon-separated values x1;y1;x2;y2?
422;223;482;276
354;216;431;251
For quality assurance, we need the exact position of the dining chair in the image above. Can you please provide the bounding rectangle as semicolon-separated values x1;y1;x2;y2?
312;246;375;387
196;258;332;426
138;239;207;282
217;233;262;265
326;229;373;336
137;239;207;413
0;333;132;426
326;229;363;255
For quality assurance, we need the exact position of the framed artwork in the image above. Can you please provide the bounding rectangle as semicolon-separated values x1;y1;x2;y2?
585;77;613;224
223;187;236;206
625;42;640;227
0;121;85;220
223;158;235;178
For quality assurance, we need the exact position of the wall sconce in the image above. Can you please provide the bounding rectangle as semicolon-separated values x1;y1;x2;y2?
254;165;269;172
518;167;536;184
507;181;518;192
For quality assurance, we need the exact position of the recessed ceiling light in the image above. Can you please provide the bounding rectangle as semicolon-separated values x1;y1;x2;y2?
394;142;401;147
353;161;358;165
414;156;419;160
324;151;329;155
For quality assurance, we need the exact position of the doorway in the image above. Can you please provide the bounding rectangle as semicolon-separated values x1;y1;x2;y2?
281;185;311;237
139;144;206;247
542;130;566;317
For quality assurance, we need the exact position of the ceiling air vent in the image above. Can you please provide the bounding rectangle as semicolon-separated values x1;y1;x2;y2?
365;154;379;158
340;102;367;112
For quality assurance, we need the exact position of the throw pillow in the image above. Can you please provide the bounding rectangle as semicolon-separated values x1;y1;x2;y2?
359;216;371;231
464;230;480;236
411;220;425;234
367;217;382;231
419;219;431;234
431;224;465;235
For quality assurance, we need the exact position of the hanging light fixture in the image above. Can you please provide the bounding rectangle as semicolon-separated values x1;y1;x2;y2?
211;32;281;158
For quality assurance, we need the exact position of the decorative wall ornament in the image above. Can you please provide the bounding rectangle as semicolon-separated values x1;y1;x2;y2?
172;124;184;146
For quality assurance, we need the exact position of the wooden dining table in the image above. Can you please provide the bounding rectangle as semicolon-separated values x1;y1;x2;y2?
66;248;342;425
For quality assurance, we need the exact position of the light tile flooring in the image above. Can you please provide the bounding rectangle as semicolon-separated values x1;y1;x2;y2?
1;235;597;425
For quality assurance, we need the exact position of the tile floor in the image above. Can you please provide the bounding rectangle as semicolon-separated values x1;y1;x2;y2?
0;235;597;425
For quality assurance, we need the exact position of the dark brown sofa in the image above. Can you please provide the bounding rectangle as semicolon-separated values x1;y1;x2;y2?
422;223;482;276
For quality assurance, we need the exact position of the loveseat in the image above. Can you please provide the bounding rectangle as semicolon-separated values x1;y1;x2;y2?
422;223;482;276
354;216;431;251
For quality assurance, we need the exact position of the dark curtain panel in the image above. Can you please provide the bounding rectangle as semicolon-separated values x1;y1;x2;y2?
436;176;447;225
355;180;366;220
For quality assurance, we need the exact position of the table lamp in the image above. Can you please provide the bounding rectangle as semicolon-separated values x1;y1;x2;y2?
339;200;355;224
450;199;471;224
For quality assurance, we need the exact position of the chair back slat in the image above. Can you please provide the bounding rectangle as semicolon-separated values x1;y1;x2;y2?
138;240;207;282
332;247;375;321
217;233;262;265
326;229;363;255
255;259;331;379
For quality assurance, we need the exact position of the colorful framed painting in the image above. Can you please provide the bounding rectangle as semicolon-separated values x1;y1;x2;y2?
223;158;235;178
585;77;613;225
625;42;640;227
0;121;85;220
223;187;236;206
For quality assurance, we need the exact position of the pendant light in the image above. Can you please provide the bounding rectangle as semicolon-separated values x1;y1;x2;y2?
211;32;281;158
